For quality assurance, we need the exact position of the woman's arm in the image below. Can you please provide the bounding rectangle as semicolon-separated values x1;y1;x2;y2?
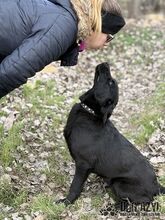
0;16;76;98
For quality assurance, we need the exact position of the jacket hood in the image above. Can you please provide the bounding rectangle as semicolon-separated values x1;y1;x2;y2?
48;0;77;21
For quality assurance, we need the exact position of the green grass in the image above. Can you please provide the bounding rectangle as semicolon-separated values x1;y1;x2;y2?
43;154;69;188
131;113;160;146
128;82;165;146
157;196;165;214
91;194;107;209
43;168;68;188
155;175;165;214
60;144;72;162
30;194;65;220
23;80;65;106
79;214;98;220
159;176;165;185
0;214;6;220
114;28;164;47
41;143;71;188
0;122;24;167
0;124;4;139
22;79;66;122
0;181;28;208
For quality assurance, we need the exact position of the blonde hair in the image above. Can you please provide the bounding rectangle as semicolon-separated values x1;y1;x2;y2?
91;0;123;33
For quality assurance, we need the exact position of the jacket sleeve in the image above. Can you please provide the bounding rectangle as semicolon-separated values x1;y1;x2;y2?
0;20;74;99
60;42;79;66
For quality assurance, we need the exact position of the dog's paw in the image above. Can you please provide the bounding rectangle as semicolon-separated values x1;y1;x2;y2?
56;198;71;206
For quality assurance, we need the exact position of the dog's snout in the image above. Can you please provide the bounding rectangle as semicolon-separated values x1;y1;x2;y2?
95;63;111;84
97;62;110;73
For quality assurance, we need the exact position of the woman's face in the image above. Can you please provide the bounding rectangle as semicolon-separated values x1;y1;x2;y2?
84;32;108;50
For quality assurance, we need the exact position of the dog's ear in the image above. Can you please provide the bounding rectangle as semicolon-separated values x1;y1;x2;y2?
103;111;108;124
94;69;99;85
101;99;118;124
101;106;113;124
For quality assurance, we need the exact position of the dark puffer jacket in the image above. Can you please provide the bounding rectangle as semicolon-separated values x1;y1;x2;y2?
0;0;78;98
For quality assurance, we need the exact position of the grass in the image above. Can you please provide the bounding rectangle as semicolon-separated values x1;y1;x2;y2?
0;214;6;220
159;176;165;185
23;80;65;106
128;82;165;146
22;79;66;121
0;124;4;139
42;142;71;188
43;167;68;188
114;27;164;47
0;121;23;167
0;181;28;208
131;113;160;146
30;194;65;220
91;196;104;209
157;195;165;214
79;214;98;220
155;175;165;214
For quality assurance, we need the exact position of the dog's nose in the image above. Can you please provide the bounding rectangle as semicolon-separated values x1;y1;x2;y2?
97;62;110;72
96;63;111;80
94;63;112;85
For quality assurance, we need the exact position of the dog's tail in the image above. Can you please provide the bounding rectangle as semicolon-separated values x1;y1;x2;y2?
159;184;165;194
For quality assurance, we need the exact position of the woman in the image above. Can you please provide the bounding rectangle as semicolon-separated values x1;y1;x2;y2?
0;0;125;98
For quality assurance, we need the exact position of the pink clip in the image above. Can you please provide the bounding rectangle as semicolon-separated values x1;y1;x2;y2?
79;41;86;52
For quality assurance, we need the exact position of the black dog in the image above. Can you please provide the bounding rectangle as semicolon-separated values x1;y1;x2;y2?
61;62;165;206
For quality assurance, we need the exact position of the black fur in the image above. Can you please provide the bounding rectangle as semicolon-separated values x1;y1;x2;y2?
61;62;165;205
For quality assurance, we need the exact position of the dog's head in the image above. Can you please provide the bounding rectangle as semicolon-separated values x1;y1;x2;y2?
80;62;119;123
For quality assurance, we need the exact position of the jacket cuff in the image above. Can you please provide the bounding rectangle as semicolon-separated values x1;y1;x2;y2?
60;43;79;66
0;88;8;99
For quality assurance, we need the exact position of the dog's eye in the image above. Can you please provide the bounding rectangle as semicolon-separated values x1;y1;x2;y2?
107;99;113;105
109;80;113;86
104;99;112;107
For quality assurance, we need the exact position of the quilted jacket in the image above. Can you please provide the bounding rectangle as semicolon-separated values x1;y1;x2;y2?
0;0;78;98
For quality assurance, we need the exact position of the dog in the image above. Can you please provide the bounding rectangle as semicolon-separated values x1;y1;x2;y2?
60;62;165;207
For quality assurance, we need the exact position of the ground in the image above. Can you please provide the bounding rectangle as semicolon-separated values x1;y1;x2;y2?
0;16;165;220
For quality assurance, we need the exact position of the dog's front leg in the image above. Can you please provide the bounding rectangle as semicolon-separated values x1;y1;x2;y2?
58;162;90;205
